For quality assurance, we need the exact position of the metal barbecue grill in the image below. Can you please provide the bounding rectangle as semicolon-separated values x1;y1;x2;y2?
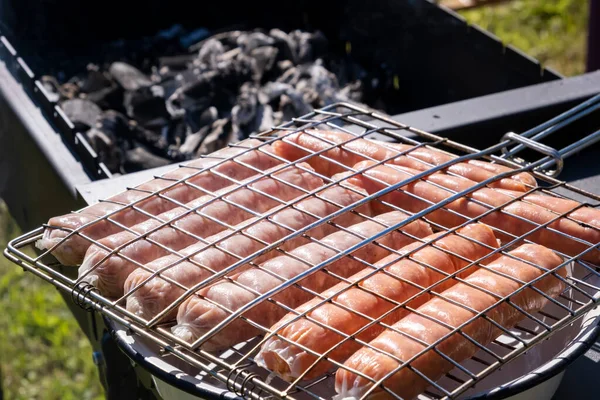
5;95;600;400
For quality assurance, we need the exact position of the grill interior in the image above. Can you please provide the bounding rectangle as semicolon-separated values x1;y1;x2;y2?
6;102;600;400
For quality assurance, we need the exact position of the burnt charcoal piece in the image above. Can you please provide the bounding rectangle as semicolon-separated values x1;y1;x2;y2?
169;121;188;148
96;110;130;136
197;118;233;156
83;84;123;111
197;39;225;68
125;146;172;172
80;65;114;94
188;30;243;52
124;87;169;125
249;103;275;134
269;29;297;64
40;75;61;103
86;127;123;173
236;32;275;52
232;83;258;128
48;27;380;175
250;46;279;82
109;62;153;91
180;125;209;156
185;106;218;133
61;98;103;131
158;54;197;71
128;122;169;157
290;30;328;64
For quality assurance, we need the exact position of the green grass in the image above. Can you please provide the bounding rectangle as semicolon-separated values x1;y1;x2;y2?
0;200;103;400
460;0;589;76
0;2;590;398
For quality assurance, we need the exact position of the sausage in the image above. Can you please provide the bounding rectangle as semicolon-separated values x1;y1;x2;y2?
38;140;280;266
256;224;499;380
272;130;535;190
125;179;374;323
347;161;600;264
169;211;432;350
335;244;566;400
79;164;323;297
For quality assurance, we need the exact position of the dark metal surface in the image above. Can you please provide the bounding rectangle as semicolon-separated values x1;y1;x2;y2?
0;57;90;231
0;34;112;182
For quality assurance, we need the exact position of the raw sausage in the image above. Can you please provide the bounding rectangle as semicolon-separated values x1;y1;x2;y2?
335;244;565;400
347;161;600;263
273;130;536;189
170;211;432;350
79;164;323;297
38;140;280;265
256;224;499;380
125;179;374;323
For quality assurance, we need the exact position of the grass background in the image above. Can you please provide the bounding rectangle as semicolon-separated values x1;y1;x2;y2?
0;0;591;398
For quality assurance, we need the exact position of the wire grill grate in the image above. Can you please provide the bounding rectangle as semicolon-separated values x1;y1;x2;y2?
5;101;600;400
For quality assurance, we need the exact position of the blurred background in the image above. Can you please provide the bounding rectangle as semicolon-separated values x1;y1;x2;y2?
0;0;593;398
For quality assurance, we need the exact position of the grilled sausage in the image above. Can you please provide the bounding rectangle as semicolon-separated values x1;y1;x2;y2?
336;244;566;400
38;140;279;266
256;224;499;380
79;164;323;297
170;211;432;350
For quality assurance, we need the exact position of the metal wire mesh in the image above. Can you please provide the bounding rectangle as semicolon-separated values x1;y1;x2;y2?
5;102;600;400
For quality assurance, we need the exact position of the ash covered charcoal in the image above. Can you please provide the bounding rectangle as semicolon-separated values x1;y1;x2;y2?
50;26;390;174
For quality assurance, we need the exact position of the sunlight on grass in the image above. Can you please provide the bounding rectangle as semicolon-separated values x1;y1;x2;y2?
0;200;103;400
460;0;589;76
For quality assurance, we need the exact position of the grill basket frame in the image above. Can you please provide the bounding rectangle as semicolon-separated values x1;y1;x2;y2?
5;101;600;400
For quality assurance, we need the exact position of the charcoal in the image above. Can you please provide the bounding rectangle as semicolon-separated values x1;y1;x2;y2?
305;63;340;106
250;46;279;81
185;106;218;132
253;103;274;133
269;29;297;64
49;27;387;175
237;32;275;52
86;127;123;173
290;31;315;64
80;65;114;93
61;98;103;131
83;84;123;110
338;80;363;103
158;54;197;71
197;39;225;68
189;30;242;52
180;125;209;155
197;118;233;156
124;87;169;125
232;83;258;127
40;76;61;103
143;117;171;134
109;62;153;91
272;110;284;126
59;82;80;100
128;122;170;157
169;121;188;148
96;110;131;139
277;59;294;74
125;146;171;172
